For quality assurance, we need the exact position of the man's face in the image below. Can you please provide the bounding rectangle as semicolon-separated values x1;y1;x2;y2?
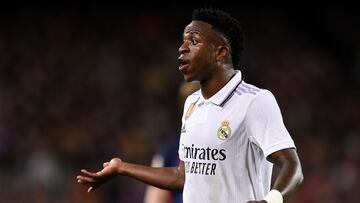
178;20;223;82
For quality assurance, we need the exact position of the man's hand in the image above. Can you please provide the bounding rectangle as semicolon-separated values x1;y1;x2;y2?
77;158;123;192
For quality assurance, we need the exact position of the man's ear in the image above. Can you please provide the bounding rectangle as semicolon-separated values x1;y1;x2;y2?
216;46;230;62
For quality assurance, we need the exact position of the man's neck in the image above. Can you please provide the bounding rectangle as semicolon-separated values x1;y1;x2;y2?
200;68;236;99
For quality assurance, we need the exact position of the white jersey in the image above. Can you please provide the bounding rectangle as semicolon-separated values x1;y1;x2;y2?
178;71;295;203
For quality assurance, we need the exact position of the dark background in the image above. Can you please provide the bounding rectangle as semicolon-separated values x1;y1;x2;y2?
0;2;359;203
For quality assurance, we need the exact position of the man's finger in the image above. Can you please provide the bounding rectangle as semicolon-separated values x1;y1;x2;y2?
77;179;96;187
88;186;93;193
89;184;101;192
103;162;109;168
77;175;97;183
81;169;100;177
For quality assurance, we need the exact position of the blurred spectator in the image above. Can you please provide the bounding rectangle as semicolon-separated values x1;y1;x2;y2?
144;81;200;203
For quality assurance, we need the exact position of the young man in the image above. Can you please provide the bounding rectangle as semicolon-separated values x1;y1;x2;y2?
77;8;303;203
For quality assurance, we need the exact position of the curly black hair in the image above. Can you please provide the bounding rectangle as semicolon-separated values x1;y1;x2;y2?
192;8;244;69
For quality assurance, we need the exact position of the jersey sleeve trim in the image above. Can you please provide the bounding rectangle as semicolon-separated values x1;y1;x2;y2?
262;140;296;158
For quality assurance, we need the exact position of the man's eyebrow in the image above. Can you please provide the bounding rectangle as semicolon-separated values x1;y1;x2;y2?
184;30;201;35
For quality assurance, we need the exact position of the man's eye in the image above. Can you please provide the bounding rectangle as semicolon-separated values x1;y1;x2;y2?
191;39;198;45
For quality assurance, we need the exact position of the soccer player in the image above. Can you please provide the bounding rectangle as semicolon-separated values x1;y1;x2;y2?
77;8;303;203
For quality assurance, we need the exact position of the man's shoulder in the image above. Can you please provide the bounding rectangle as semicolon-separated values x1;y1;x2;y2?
234;81;264;97
232;81;279;108
188;89;201;99
240;83;280;114
184;89;201;105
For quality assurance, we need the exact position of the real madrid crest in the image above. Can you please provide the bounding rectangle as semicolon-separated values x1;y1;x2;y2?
217;120;232;140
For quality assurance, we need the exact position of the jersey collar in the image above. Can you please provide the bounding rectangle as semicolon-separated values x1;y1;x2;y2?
200;70;243;106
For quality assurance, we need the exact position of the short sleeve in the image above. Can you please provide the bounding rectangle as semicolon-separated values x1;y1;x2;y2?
245;90;295;158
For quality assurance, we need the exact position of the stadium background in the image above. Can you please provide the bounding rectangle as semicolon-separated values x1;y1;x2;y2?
0;2;359;203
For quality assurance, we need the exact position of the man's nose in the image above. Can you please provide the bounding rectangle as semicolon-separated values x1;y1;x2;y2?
178;42;189;54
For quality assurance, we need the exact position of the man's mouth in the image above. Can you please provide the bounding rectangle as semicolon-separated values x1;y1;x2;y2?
178;58;190;71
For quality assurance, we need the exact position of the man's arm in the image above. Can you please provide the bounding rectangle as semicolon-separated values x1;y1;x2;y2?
247;148;303;203
76;158;185;193
245;91;304;203
267;148;303;201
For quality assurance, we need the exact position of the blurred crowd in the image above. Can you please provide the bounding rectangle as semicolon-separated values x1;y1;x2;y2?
0;4;359;203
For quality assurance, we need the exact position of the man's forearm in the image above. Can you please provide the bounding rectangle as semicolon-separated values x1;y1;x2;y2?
272;160;303;201
121;161;185;192
269;149;304;201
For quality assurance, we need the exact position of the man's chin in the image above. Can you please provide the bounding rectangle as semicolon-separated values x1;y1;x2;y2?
183;75;199;83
